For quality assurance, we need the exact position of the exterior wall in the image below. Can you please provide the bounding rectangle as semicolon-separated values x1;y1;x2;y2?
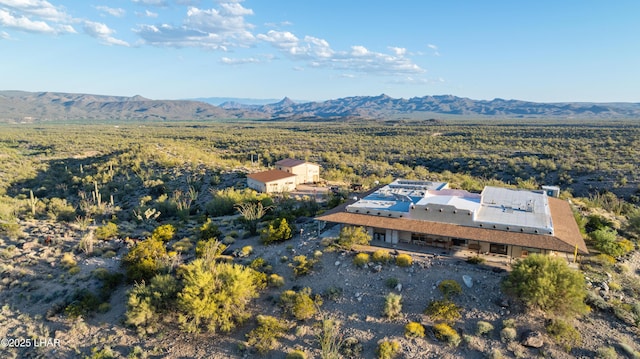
410;204;476;225
248;177;296;193
277;163;320;184
247;177;266;193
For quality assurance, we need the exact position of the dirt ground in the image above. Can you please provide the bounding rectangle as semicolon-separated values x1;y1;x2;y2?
1;219;639;358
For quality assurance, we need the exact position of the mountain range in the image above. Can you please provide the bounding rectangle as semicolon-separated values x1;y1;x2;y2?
1;90;639;123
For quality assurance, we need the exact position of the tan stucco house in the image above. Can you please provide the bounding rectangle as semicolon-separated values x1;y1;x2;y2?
247;170;297;194
275;158;320;184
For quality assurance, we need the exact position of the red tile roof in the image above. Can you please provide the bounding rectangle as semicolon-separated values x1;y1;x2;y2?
316;197;588;254
247;170;297;183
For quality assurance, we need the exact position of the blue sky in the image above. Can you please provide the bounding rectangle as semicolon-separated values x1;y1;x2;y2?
1;0;639;102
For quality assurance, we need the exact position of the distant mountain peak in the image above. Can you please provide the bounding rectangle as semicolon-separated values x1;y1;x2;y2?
276;97;295;106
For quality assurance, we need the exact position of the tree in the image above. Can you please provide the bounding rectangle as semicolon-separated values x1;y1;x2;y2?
590;227;632;257
502;254;588;317
261;217;294;244
236;201;272;236
123;238;168;282
176;259;263;333
337;226;371;250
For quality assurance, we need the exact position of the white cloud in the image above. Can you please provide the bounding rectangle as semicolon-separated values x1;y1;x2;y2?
0;8;56;33
0;30;10;39
0;0;70;22
427;43;440;56
389;46;406;56
132;0;168;6
220;56;260;65
95;6;125;18
136;3;255;49
83;20;129;46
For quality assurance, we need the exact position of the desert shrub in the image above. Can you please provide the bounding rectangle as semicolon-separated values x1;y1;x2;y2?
433;322;461;347
261;217;294;244
61;253;77;268
438;280;462;299
404;321;425;338
286;350;307;359
502;318;516;328
395;253;412;267
595;346;618;359
372;249;392;263
280;287;320;320
383;293;402;319
0;221;21;239
591;253;617;266
425;300;461;323
376;339;400;359
246;315;290;354
291;255;317;276
125;274;179;336
195;238;226;261
249;257;271;272
88;346;116;359
486;348;504;359
68;266;81;275
341;336;363;358
177;259;263;333
46;197;76;221
65;289;101;318
199;218;222;240
385;277;399;289
337;226;371;249
546;318;582;352
127;345;148;359
268;274;285;288
95;222;118;240
590;227;633;257
317;317;343;359
238;245;253;258
123;238;167;283
476;320;494;336
150;224;176;242
323;286;343;301
353;253;370;267
172;238;193;252
467;255;486;264
500;327;517;343
502;254;588;317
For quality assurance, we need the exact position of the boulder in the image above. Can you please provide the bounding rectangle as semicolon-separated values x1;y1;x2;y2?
521;331;544;348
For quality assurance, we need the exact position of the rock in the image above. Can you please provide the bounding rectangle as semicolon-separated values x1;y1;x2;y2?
395;283;402;292
335;261;341;266
498;298;510;308
601;282;609;293
372;265;382;273
463;275;473;288
521;331;544;348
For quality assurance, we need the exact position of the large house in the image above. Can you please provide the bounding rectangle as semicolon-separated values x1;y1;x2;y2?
275;159;320;184
246;170;297;194
316;179;588;260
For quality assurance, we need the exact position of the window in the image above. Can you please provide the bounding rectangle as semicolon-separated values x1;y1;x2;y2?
489;244;508;255
452;238;467;247
373;232;385;241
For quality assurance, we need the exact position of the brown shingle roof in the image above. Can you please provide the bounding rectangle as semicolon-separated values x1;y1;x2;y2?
275;158;308;168
247;170;297;183
316;197;588;254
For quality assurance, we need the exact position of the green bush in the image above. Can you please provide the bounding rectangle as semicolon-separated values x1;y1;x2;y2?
502;254;588;317
595;346;618;359
476;321;494;336
353;253;370;267
151;224;176;242
280;287;321;320
291;255;317;276
337;226;371;249
500;327;517;343
590;227;633;257
177;259;263;333
286;350;307;359
123;238;167;282
246;315;290;354
95;222;118;240
372;249;392;263
199;218;222;240
404;322;425;338
376;339;400;359
385;277;399;289
425;300;461;323
546;318;582;352
383;293;402;319
466;255;485;264
433;322;461;347
438;280;462;299
268;274;285;288
395;253;413;267
261;217;294;244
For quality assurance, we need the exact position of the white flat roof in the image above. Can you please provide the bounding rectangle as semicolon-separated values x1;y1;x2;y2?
477;187;552;232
